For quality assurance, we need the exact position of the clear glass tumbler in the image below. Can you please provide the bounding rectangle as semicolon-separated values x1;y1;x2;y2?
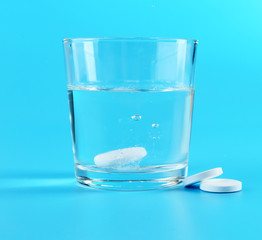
63;37;198;190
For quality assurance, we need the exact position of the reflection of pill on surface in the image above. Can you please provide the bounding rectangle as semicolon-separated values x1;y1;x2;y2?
94;147;147;168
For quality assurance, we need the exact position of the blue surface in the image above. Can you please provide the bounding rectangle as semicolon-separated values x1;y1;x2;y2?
1;0;262;239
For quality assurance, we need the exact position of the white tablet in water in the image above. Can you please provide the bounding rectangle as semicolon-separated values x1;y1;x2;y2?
94;147;147;168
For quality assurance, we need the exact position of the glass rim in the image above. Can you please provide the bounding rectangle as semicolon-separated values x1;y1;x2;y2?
63;37;198;43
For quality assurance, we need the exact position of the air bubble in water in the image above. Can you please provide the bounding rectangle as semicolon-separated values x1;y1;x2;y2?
131;115;142;121
153;136;160;140
152;123;159;128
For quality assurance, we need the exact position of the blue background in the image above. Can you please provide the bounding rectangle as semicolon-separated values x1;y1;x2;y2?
0;0;262;239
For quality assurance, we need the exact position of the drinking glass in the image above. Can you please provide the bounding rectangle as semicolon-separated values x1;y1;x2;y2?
63;37;198;190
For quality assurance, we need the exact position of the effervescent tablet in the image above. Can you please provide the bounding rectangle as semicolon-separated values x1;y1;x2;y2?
94;147;147;168
200;178;242;193
183;167;223;186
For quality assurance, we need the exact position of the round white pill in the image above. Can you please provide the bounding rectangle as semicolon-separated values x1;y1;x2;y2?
183;167;223;186
200;178;242;193
94;147;147;168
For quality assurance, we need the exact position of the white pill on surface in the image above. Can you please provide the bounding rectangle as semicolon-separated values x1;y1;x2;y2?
200;179;242;193
183;167;223;186
94;147;147;168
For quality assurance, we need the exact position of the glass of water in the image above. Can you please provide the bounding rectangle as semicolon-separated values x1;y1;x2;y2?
63;37;198;190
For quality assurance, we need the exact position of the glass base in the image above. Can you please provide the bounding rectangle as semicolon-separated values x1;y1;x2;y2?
75;162;188;191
